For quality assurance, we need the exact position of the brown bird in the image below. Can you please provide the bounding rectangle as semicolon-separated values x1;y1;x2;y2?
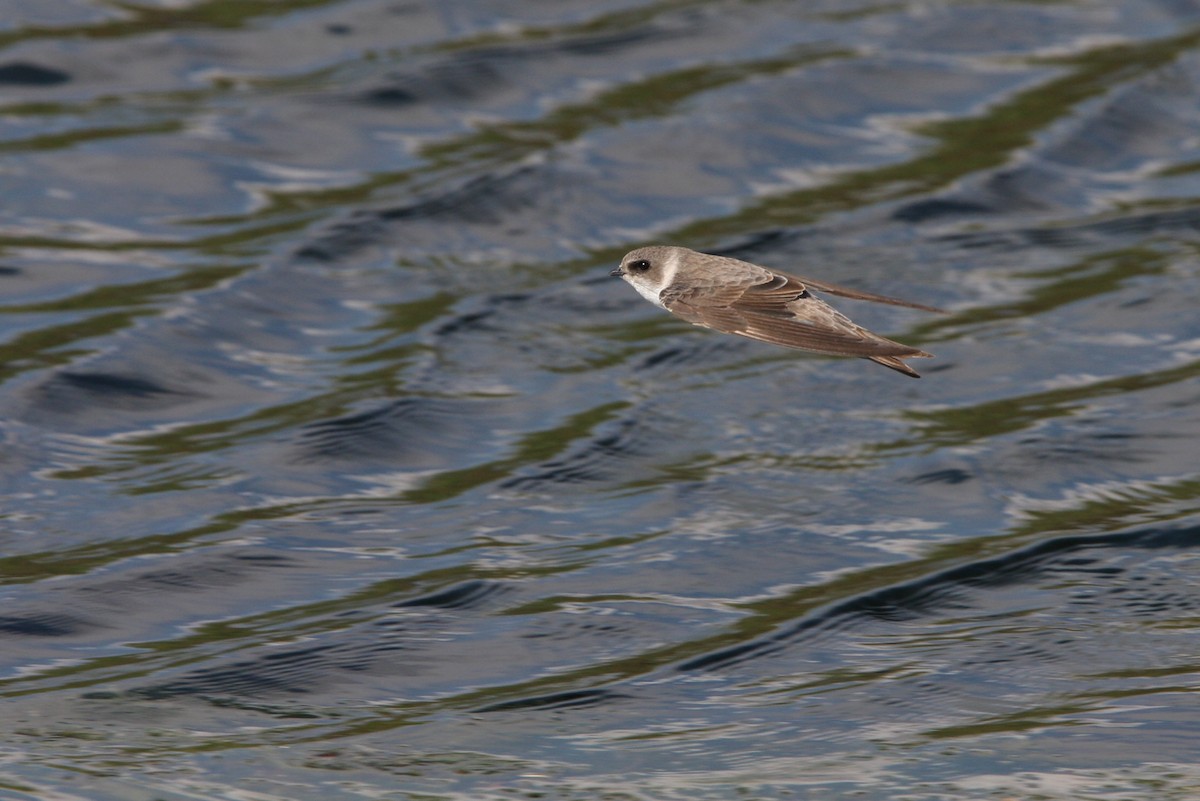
611;246;941;377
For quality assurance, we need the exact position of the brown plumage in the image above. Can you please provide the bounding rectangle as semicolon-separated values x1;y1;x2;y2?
611;246;941;378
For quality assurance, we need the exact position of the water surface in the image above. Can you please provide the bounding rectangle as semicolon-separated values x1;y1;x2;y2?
2;1;1200;799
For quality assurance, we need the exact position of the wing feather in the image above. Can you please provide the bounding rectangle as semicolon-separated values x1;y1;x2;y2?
788;273;945;313
662;270;931;359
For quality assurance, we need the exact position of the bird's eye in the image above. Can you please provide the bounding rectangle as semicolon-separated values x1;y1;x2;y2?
628;259;652;273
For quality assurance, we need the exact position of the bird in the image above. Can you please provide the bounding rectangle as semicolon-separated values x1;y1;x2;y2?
610;245;941;378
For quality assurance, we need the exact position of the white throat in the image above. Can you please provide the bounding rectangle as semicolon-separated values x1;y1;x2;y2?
628;249;680;309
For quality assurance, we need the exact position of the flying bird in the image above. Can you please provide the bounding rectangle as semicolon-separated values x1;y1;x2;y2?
611;246;941;378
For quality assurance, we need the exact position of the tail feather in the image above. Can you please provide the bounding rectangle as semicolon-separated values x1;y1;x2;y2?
867;351;931;378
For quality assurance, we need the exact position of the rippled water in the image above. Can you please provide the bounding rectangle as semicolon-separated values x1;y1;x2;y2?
2;1;1200;799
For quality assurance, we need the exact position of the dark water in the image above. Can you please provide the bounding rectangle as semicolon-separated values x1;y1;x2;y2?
2;1;1200;799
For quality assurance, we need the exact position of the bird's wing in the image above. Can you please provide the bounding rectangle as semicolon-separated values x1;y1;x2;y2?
662;271;929;359
786;272;945;313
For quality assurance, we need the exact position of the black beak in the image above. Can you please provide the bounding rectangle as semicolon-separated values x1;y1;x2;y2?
610;268;624;277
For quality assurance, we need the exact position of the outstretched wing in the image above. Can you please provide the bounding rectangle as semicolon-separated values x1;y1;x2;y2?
661;270;930;360
787;272;945;313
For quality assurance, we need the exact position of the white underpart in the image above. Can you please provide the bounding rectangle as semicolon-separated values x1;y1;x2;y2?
629;248;680;309
630;277;665;308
